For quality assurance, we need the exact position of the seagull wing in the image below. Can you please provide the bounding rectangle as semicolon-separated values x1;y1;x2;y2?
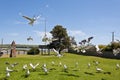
34;63;39;68
23;16;33;21
6;67;13;72
53;48;59;54
30;63;34;68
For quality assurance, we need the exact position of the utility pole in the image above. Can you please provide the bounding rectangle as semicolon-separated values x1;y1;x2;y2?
112;32;114;42
0;38;3;51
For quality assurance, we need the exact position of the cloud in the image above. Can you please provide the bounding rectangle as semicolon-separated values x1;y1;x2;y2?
34;30;87;38
33;30;52;38
14;20;27;25
8;33;19;36
33;30;88;44
68;30;87;37
45;4;49;8
68;30;89;44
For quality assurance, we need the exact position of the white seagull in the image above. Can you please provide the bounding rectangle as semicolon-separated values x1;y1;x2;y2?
95;45;102;54
116;63;120;70
59;62;62;67
63;64;68;72
23;64;27;70
53;48;58;53
96;67;103;72
43;63;47;68
93;60;100;66
22;15;40;26
25;69;30;77
10;62;18;68
6;67;13;72
87;63;91;69
81;49;86;53
6;71;10;77
43;67;48;74
75;62;78;68
51;61;55;66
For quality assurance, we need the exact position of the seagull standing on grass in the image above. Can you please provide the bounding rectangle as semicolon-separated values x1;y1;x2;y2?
43;67;48;74
116;63;120;70
6;71;10;77
43;63;47;68
5;62;18;68
96;67;103;72
25;69;30;77
59;62;62;67
11;62;19;68
63;64;68;72
51;61;55;66
93;60;100;66
6;67;13;77
75;62;78;68
23;64;27;70
87;63;91;69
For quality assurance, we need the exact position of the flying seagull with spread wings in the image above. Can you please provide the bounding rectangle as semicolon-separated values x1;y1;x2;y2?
22;15;40;26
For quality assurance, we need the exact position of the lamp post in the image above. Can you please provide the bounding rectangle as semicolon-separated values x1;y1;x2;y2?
42;18;48;45
41;18;49;54
0;38;3;52
112;32;114;43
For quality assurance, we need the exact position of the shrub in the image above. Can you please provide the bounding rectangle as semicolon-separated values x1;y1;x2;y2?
104;44;112;51
27;47;40;55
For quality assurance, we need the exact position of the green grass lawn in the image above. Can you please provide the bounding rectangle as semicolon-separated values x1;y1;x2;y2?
0;53;120;80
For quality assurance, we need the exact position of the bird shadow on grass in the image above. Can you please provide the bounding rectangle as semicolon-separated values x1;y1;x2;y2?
0;77;9;80
96;71;111;75
21;74;30;78
101;78;107;80
60;73;80;77
38;73;48;76
84;72;94;76
103;72;111;75
72;69;80;71
49;68;56;71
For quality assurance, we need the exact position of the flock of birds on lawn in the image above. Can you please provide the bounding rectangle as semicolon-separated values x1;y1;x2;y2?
4;60;120;78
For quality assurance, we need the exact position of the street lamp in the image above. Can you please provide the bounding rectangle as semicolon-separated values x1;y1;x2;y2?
42;18;48;45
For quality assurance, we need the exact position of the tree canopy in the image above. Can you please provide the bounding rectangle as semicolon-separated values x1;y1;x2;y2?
48;25;70;53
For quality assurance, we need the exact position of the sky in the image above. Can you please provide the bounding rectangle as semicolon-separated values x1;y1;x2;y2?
0;0;120;45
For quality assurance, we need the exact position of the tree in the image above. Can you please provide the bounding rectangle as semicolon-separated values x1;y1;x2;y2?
49;25;70;54
27;47;40;55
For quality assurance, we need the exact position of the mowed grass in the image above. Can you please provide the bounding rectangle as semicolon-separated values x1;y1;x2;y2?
0;53;120;80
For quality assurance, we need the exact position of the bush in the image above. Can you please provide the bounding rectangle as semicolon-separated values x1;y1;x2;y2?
104;44;112;51
27;47;40;55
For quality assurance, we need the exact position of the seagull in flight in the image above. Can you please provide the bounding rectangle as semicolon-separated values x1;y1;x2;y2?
27;36;33;41
22;15;40;26
29;63;39;70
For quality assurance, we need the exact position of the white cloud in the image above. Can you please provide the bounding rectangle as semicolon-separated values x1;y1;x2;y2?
33;30;52;38
8;33;19;36
68;30;89;44
45;4;49;8
14;20;27;25
33;30;89;44
68;30;87;37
